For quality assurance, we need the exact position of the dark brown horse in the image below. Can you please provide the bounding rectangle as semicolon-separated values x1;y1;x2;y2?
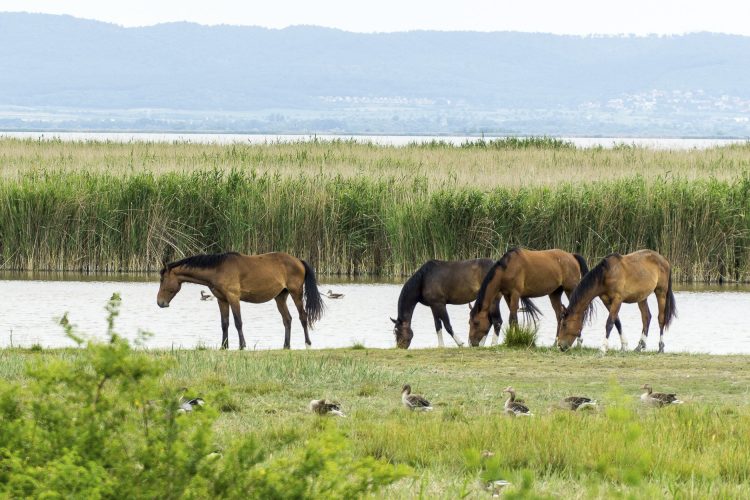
557;249;676;353
157;252;324;350
468;248;590;347
391;259;503;349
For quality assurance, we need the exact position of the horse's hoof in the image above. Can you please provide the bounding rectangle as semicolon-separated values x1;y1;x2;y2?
305;343;311;350
658;342;665;353
621;343;629;352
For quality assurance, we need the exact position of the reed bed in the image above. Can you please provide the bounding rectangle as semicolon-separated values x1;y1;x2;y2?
1;138;749;279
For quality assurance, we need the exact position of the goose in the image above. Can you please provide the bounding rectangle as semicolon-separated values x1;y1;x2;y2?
178;396;205;413
200;290;213;301
561;396;597;411
176;386;205;413
325;289;344;299
488;480;512;497
401;384;433;411
309;399;346;417
503;386;533;416
640;384;683;407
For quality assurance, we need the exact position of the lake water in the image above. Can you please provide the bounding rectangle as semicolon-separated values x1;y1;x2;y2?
1;131;746;150
1;275;749;354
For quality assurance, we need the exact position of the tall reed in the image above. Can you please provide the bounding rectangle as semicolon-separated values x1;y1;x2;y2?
1;169;748;280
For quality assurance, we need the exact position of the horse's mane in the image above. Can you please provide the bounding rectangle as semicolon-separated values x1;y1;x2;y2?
397;260;439;320
471;247;520;316
162;252;240;275
568;253;619;322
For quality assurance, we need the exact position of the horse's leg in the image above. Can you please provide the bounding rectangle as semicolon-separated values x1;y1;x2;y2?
436;304;463;347
549;287;564;338
430;306;446;347
229;299;247;350
274;291;293;349
601;298;623;353
217;299;230;349
489;299;503;346
290;290;311;348
564;288;583;348
635;300;651;352
656;291;667;353
507;293;520;327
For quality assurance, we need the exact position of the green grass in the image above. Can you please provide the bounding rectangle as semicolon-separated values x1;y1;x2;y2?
1;138;750;279
2;346;750;497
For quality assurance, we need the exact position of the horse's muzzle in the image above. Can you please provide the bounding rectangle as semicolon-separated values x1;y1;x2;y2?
157;300;170;308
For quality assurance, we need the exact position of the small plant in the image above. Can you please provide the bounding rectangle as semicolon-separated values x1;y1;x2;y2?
350;341;366;350
503;324;538;348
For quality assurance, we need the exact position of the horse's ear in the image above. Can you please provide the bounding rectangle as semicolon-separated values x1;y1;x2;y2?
390;317;397;324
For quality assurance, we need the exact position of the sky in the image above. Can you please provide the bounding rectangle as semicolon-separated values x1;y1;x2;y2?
2;0;750;36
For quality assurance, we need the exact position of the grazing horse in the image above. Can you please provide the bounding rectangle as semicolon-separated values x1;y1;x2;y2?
157;252;324;350
468;248;590;347
556;249;676;353
391;259;503;349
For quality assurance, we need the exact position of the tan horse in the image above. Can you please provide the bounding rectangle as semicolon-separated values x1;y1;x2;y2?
557;249;676;353
468;248;590;347
157;252;324;350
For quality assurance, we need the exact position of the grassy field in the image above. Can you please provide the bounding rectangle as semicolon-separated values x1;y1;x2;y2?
1;138;749;279
2;137;750;187
2;345;750;498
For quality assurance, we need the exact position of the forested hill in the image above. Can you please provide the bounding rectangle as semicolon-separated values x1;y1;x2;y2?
2;12;749;136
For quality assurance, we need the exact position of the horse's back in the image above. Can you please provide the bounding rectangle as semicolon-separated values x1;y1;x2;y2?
616;249;670;298
232;252;306;300
421;258;496;304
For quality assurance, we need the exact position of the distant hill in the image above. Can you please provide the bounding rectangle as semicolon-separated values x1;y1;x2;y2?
1;12;749;136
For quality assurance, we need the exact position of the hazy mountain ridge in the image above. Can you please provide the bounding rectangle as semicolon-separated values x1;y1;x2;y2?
1;12;749;136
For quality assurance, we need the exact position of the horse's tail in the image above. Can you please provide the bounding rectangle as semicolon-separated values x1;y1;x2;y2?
663;268;677;329
573;253;596;324
520;297;542;324
301;260;325;327
573;253;589;276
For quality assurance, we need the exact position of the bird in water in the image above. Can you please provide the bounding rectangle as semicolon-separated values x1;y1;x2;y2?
640;384;683;407
200;290;213;301
309;399;346;417
561;396;598;411
503;386;533;416
325;289;344;299
401;384;433;411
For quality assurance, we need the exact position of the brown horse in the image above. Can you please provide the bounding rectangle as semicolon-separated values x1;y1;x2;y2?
468;248;590;347
391;259;503;349
557;249;676;353
157;252;324;350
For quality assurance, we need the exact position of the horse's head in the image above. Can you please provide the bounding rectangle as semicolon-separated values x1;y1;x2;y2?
157;264;181;308
391;317;413;349
468;307;491;347
557;306;583;351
